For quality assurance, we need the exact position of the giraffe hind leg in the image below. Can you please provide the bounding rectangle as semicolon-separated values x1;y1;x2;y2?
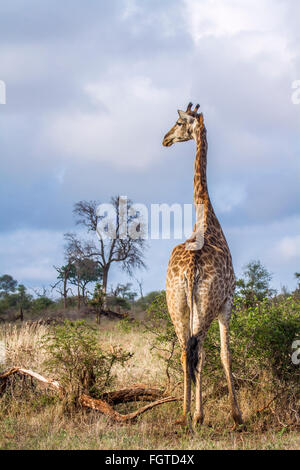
189;313;211;428
174;348;192;430
218;309;244;428
166;290;192;427
193;348;205;427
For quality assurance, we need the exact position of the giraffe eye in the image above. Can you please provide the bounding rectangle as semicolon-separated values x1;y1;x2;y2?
177;122;183;126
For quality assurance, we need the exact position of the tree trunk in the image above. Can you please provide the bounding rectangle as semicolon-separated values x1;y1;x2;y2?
20;307;24;322
63;263;72;310
63;275;67;310
102;266;109;309
77;276;81;311
81;285;88;306
137;280;144;299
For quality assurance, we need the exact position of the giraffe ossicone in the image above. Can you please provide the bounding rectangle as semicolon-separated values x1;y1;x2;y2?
163;103;244;430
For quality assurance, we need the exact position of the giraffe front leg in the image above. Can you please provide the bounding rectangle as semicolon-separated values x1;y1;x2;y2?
193;348;205;428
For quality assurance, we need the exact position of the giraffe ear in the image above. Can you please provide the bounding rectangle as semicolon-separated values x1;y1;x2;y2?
178;110;194;123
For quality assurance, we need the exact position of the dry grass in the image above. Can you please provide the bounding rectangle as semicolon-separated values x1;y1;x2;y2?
0;321;299;450
1;323;49;371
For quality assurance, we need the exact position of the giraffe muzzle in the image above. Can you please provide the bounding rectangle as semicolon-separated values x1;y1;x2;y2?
163;137;174;147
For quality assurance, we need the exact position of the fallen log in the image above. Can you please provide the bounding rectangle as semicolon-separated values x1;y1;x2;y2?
101;384;163;404
100;309;129;320
0;367;181;422
79;393;179;422
0;367;64;398
0;368;62;391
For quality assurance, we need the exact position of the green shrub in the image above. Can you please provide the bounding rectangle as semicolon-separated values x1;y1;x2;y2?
145;292;300;391
229;295;300;383
135;291;163;310
117;317;139;333
31;297;54;314
41;320;133;409
109;296;131;311
145;291;181;388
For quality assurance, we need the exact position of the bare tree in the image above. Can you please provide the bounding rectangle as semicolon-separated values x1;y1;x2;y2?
30;286;51;299
52;263;74;310
295;272;300;292
73;197;147;303
134;277;144;299
63;233;102;310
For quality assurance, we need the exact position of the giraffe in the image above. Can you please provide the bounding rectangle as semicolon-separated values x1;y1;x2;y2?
162;103;244;429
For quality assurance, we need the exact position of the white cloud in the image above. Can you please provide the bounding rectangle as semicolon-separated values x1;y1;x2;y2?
0;43;49;83
120;0;180;38
182;0;296;76
42;73;187;169
276;235;300;260
0;0;300;295
183;0;285;40
121;0;139;20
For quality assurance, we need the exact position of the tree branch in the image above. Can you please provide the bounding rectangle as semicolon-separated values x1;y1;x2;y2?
0;368;181;423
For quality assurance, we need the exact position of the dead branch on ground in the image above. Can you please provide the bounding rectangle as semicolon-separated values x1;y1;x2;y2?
0;368;181;423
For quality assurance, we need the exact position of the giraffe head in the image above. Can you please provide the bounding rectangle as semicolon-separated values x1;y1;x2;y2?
162;102;201;147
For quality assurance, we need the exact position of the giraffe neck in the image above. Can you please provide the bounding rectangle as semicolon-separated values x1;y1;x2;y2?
193;117;213;232
194;120;208;202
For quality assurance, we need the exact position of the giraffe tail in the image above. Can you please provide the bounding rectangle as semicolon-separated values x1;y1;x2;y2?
186;269;199;384
187;335;199;384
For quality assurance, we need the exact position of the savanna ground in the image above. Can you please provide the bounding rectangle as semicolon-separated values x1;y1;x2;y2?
0;304;299;451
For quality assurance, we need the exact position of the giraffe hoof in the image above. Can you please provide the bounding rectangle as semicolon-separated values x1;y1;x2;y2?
231;422;247;432
193;416;204;428
174;418;187;426
174;418;194;432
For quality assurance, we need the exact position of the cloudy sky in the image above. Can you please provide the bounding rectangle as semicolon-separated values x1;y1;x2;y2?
0;0;300;295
